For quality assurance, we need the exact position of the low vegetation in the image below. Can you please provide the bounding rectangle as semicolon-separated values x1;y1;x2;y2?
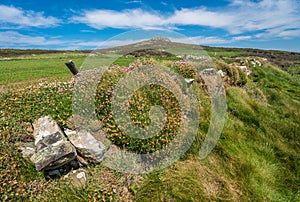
0;45;299;201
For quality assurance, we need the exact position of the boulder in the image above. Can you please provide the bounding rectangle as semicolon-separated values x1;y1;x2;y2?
64;129;107;163
63;168;88;188
30;116;77;171
201;68;215;76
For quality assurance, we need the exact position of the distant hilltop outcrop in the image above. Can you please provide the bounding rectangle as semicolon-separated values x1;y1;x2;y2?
150;37;171;42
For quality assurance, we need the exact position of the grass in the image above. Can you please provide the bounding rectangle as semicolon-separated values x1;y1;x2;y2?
207;50;247;57
0;55;86;85
0;48;299;201
135;60;299;201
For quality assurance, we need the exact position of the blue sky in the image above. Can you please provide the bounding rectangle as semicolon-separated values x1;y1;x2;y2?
0;0;300;51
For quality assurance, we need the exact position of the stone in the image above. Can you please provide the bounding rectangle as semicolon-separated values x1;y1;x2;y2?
66;115;76;130
217;70;225;77
17;142;35;159
63;168;88;188
30;116;77;171
238;66;251;76
201;68;215;76
65;129;107;163
184;78;195;88
239;65;248;72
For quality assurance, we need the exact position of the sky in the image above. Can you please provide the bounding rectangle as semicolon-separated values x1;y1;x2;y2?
0;0;300;52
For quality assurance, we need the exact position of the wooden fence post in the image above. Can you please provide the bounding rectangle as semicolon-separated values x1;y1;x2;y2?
65;60;79;75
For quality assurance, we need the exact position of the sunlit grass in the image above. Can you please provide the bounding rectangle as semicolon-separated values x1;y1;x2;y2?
0;51;299;201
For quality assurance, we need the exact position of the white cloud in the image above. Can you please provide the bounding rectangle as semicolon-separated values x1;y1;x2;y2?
71;0;300;39
80;29;96;33
172;35;255;45
76;38;146;47
71;9;164;30
0;5;60;28
168;8;234;28
0;31;147;49
125;0;142;4
0;31;229;50
161;2;168;6
171;36;231;45
278;29;300;38
0;31;64;47
170;0;300;36
255;26;300;39
225;0;300;34
232;36;252;41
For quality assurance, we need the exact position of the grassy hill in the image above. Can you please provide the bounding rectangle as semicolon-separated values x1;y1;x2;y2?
0;42;299;201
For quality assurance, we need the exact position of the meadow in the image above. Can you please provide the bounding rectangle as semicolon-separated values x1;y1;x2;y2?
0;46;299;201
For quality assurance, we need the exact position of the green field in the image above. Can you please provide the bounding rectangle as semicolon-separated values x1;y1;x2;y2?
0;47;299;201
0;53;87;86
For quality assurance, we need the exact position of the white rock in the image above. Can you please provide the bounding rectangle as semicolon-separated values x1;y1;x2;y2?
31;116;77;171
64;168;88;188
217;70;225;77
66;129;107;163
239;66;248;72
184;78;195;87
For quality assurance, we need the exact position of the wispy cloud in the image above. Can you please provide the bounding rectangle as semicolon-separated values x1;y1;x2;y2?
0;5;60;28
278;29;300;38
0;31;63;47
0;30;256;50
70;0;300;39
168;8;234;28
125;0;142;4
172;35;254;45
70;9;164;30
80;29;96;33
171;36;231;45
232;36;252;41
76;38;146;48
225;0;300;35
0;31;146;49
161;1;168;6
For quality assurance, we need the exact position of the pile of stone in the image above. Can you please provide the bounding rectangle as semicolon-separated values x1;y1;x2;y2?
18;116;108;187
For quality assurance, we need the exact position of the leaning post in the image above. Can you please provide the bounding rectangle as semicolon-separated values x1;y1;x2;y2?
65;60;79;75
